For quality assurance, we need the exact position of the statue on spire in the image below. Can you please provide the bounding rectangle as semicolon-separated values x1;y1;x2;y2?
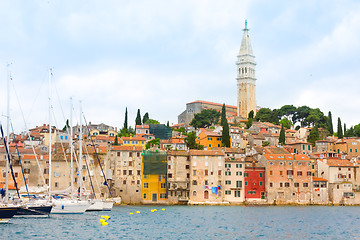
245;19;247;30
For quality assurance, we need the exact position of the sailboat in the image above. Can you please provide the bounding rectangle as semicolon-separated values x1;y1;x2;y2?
49;82;90;213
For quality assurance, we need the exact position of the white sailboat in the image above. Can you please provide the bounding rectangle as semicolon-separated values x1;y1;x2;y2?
47;70;90;214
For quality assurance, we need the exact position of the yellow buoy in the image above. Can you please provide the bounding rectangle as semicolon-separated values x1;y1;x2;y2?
136;211;140;213
101;215;110;220
99;219;105;222
153;209;157;211
161;208;165;211
129;212;134;215
102;222;108;226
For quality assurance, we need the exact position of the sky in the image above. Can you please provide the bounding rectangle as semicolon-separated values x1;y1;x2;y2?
1;0;360;133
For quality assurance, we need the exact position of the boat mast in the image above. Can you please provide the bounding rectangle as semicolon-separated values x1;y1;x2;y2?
48;68;53;198
79;101;83;199
70;97;74;200
5;64;11;203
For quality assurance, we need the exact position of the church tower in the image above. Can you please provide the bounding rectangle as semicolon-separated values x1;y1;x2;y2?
236;20;256;119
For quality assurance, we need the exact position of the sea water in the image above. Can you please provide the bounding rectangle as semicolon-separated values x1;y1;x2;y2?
2;205;360;239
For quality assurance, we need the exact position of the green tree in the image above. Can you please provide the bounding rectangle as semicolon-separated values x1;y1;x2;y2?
166;121;170;127
337;117;343;139
145;119;160;124
279;105;297;120
185;132;204;149
114;135;119;145
255;108;279;124
135;109;142;126
190;109;220;129
354;124;360;137
248;110;254;119
344;123;347;137
63;119;70;132
146;138;160;149
119;126;135;137
220;104;230;147
262;141;270;147
307;125;320;145
142;112;149;124
292;106;311;127
124;107;128;129
279;118;293;129
346;126;355;137
245;118;253;129
328;111;333;135
279;124;285;145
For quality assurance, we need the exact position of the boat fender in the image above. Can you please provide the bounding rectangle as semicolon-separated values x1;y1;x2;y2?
62;205;64;209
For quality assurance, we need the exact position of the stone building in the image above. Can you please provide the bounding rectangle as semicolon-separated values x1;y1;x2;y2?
167;151;190;204
188;150;225;204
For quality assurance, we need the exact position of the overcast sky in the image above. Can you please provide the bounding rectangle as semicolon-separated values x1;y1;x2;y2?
1;0;360;133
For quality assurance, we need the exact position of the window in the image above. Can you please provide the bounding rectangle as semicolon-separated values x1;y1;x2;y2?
160;193;166;199
287;170;293;176
285;182;290;187
208;137;212;141
129;152;133;157
144;183;149;188
129;170;133;175
24;169;30;174
123;170;127;175
270;182;273;187
236;164;242;168
280;182;283;187
186;165;190;169
193;170;196;176
144;175;147;179
294;183;299;187
269;170;273;176
245;181;248;186
225;164;231;168
260;173;263;178
297;171;302;176
307;171;312;176
279;171;283;176
192;180;197;185
205;170;208;176
161;183;166;188
236;171;242;176
44;169;49;174
117;152;120;157
349;174;352;179
259;181;263;186
143;193;147;199
168;165;171;170
209;144;212;148
193;191;197;196
205;180;208;185
137;180;140;184
225;190;231;195
234;191;241;197
55;182;58;188
123;180;126;184
303;183;308;187
225;180;231;185
218;170;221;176
225;171;231;176
244;173;249;177
137;152;140;157
187;173;190;178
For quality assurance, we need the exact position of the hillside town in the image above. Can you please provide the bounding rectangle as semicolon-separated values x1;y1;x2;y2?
1;21;359;206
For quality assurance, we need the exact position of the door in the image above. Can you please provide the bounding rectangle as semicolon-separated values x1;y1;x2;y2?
152;193;157;202
204;190;209;199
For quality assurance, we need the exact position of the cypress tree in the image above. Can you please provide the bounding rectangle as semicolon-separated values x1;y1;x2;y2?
337;117;343;139
114;135;119;145
124;107;128;129
221;104;230;147
166;121;170;127
344;123;347;137
328;111;333;135
279;124;285;145
143;112;149;124
135;109;142;126
307;125;319;145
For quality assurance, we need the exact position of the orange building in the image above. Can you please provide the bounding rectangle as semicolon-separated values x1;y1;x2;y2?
197;128;222;150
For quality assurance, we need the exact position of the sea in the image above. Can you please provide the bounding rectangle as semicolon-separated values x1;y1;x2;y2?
2;205;360;239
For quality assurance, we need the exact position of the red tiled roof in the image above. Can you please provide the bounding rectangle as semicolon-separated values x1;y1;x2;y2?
189;150;225;156
136;125;149;129
110;145;143;151
313;177;328;182
319;159;355;167
199;128;222;137
187;100;237;109
264;154;310;161
168;150;189;156
122;136;146;141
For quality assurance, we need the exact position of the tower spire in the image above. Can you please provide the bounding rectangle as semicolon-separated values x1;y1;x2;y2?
236;20;256;119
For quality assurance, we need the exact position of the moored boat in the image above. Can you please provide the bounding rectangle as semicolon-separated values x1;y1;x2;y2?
0;206;19;223
51;199;90;214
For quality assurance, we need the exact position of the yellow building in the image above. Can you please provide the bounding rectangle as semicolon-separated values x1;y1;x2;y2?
141;150;168;204
122;135;146;149
197;128;223;150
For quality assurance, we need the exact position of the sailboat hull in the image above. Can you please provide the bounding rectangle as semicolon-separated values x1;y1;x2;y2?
0;207;19;223
15;205;53;218
51;199;90;214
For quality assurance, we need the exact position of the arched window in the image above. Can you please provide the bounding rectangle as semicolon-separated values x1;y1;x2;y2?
245;68;247;73
193;191;197;196
204;190;209;199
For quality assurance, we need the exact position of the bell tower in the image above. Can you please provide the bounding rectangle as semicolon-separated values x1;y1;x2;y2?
236;20;256;119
